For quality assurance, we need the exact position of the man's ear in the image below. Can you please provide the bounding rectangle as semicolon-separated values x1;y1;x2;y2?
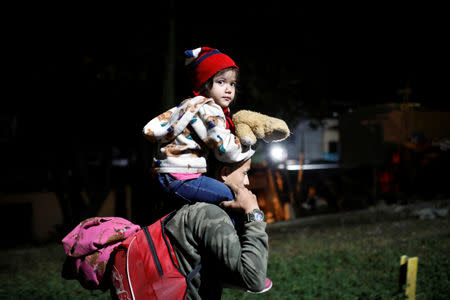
220;166;230;182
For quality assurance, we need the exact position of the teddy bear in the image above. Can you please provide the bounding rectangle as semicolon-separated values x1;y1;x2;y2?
232;110;290;146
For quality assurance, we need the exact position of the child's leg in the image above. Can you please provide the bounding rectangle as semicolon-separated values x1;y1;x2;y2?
157;173;233;205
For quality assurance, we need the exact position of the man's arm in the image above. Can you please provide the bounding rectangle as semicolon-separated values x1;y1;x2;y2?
193;184;268;292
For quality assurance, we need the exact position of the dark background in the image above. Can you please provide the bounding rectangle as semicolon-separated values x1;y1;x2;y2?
2;2;448;230
8;3;447;134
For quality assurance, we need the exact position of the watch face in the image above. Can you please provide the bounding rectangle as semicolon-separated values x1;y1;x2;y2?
253;211;264;221
246;210;265;223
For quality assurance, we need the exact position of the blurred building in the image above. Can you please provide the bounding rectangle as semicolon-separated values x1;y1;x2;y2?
251;102;450;221
339;102;450;204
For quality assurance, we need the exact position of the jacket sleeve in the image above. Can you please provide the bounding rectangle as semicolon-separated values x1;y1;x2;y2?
192;205;268;292
142;106;178;143
142;96;212;144
194;102;254;163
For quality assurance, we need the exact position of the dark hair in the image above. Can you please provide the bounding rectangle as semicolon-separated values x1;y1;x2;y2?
198;67;239;98
206;155;249;180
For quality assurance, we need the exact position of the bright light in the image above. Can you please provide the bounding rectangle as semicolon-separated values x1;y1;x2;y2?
269;144;287;163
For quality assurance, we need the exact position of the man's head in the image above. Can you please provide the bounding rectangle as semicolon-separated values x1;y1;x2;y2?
216;159;251;188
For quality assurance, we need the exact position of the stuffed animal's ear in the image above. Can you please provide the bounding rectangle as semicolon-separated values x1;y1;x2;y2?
232;109;290;144
262;117;290;143
235;123;257;146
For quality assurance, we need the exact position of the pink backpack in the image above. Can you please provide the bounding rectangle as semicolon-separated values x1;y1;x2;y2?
61;217;141;290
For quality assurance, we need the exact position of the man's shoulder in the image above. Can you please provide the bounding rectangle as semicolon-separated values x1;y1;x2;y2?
183;202;225;214
177;202;231;223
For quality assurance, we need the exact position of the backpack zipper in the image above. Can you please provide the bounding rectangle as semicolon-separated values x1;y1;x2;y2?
143;226;164;277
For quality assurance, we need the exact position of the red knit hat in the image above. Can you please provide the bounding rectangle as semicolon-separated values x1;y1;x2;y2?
185;47;238;94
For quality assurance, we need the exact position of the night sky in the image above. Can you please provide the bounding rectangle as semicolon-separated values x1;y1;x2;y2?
4;3;448;156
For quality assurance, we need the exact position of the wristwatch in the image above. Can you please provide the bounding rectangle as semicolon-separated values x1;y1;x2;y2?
245;209;265;223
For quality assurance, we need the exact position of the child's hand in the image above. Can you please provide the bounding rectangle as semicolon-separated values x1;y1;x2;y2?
220;183;259;214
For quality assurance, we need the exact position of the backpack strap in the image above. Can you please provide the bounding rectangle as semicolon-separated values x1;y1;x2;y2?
143;226;164;277
161;211;202;283
187;264;202;282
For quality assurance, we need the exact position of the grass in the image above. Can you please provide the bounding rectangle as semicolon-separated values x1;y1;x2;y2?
224;217;450;300
0;216;448;299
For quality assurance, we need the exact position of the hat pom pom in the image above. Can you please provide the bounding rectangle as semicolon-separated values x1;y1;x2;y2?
184;47;202;66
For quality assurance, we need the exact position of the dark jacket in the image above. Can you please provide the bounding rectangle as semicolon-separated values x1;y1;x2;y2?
165;202;268;299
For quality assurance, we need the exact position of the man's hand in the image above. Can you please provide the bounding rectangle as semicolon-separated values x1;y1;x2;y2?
220;183;259;214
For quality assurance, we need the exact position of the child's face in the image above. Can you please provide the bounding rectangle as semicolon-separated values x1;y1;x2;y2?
209;69;237;109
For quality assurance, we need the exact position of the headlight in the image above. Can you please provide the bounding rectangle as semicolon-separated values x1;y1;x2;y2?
269;144;287;163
